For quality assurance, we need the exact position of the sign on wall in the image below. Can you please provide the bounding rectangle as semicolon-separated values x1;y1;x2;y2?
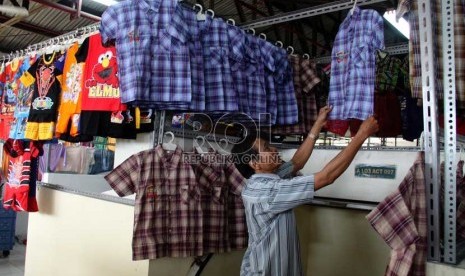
354;164;397;179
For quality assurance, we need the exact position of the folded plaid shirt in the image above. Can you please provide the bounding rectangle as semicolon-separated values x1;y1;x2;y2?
367;152;426;276
105;145;203;260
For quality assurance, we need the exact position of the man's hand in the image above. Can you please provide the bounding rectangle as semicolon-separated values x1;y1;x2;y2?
356;116;379;139
315;105;333;127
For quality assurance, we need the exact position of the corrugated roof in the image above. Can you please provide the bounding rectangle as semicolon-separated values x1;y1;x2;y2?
0;0;406;58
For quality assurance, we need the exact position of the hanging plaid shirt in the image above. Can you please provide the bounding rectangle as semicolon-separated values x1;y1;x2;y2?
273;48;298;125
272;56;319;135
328;7;384;120
179;5;206;111
190;151;247;253
241;162;314;276
105;145;203;260
200;17;244;112
396;0;443;101
259;39;278;125
366;152;426;276
230;35;269;122
457;162;465;241
100;0;192;108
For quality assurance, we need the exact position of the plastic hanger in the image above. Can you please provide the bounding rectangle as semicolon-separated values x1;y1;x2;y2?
194;4;206;21
275;41;284;48
227;18;236;26
259;33;267;40
286;46;295;55
350;0;357;15
194;136;208;154
206;9;214;18
162;131;177;151
246;28;256;35
303;53;310;60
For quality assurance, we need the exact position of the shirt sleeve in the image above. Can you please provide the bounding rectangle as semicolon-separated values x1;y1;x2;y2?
100;6;118;44
372;11;385;50
275;161;295;179
104;153;140;197
20;62;37;88
228;25;246;62
265;175;315;213
224;161;246;195
75;38;90;63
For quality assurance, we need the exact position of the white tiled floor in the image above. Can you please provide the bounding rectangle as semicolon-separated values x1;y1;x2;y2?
0;242;26;276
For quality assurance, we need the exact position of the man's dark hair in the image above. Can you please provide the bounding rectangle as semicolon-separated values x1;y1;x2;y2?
231;131;270;178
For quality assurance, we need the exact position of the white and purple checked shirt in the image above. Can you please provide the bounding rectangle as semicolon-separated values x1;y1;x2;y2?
200;17;244;112
100;0;192;108
240;162;315;276
328;7;384;120
273;48;299;125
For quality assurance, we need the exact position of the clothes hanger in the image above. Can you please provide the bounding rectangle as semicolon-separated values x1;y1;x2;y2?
193;4;206;21
259;33;267;40
286;46;295;55
350;0;357;15
303;53;310;60
206;9;214;18
246;28;256;35
162;131;177;151
275;41;284;48
194;136;208;154
226;18;236;26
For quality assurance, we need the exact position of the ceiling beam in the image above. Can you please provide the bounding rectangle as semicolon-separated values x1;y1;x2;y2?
0;14;61;37
264;0;281;41
233;0;246;23
31;0;100;21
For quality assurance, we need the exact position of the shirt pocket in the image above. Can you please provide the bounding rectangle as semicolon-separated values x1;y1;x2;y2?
180;184;200;204
351;44;368;68
209;47;230;68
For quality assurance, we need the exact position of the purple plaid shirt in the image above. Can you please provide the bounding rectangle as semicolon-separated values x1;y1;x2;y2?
190;151;247;253
100;0;192;108
230;35;269;122
179;6;206;111
201;17;244;112
328;7;384;120
366;152;426;276
273;48;298;125
105;145;203;260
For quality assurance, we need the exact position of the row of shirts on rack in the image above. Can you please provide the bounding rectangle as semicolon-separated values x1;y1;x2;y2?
105;145;248;260
100;0;301;125
0;33;156;142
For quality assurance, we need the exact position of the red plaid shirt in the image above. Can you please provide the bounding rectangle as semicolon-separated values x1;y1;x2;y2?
191;151;247;253
366;152;426;276
105;145;202;260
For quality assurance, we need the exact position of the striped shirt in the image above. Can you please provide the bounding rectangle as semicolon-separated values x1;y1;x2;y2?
240;162;314;276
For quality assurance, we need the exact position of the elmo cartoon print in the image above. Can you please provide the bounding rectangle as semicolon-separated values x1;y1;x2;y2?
86;51;118;88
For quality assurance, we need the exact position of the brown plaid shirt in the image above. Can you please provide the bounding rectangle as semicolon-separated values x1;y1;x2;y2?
367;152;426;276
191;151;247;253
105;145;203;260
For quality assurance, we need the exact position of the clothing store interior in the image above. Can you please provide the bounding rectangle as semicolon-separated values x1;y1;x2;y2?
0;0;464;275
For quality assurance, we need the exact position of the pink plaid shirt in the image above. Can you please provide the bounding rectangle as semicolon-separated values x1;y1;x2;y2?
366;152;427;276
191;151;247;253
105;145;202;260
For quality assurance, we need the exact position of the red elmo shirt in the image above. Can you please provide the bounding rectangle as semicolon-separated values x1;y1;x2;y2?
76;33;123;111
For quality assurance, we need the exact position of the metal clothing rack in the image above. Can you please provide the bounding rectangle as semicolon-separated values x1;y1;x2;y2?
0;23;99;62
418;0;463;265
